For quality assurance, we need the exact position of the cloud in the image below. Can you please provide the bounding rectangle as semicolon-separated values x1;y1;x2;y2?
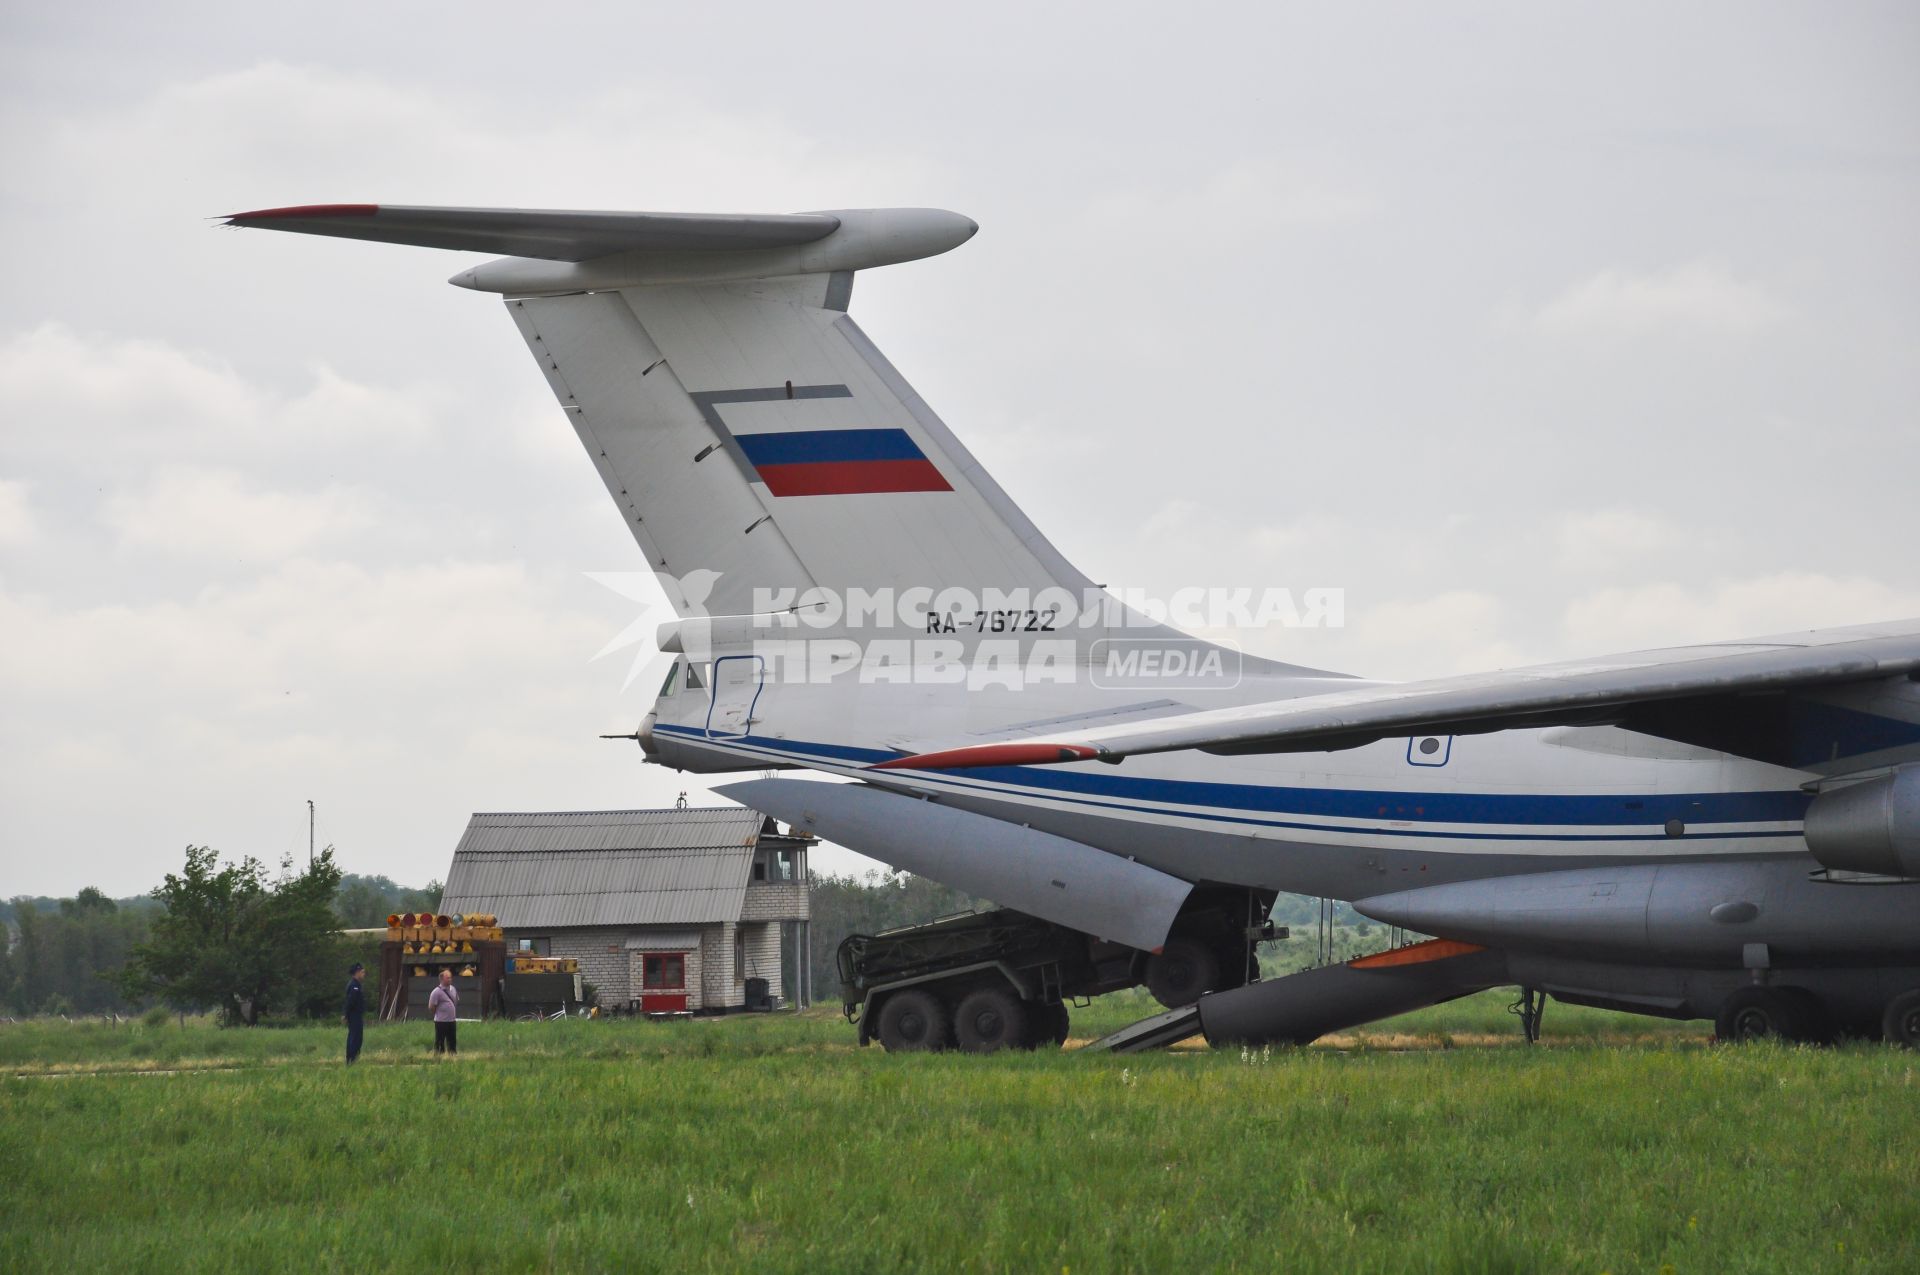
8;61;941;225
0;558;587;703
103;466;377;559
0;322;439;466
1087;160;1380;237
0;554;697;892
0;479;35;547
1564;573;1920;651
0;323;260;456
1554;508;1683;575
1345;589;1535;679
1535;263;1791;339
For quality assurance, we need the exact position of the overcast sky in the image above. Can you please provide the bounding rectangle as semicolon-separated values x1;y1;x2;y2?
2;3;1915;898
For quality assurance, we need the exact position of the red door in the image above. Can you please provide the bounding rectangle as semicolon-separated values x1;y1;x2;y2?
640;952;689;1013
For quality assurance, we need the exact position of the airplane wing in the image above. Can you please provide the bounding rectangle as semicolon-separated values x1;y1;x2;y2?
874;618;1920;771
224;204;841;261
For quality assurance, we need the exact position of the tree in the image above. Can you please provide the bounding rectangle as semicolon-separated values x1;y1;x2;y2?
121;846;346;1025
1;892;151;1016
333;873;444;928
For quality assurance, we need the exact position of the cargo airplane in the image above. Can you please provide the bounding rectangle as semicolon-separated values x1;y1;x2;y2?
231;203;1920;1051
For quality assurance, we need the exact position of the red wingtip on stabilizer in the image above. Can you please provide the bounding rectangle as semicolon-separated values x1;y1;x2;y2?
1346;938;1487;969
226;203;379;222
871;742;1101;771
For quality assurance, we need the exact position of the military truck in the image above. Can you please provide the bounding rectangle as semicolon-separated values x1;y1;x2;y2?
838;889;1282;1052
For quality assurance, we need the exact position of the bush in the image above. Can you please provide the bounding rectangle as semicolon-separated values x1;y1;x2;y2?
141;1005;172;1029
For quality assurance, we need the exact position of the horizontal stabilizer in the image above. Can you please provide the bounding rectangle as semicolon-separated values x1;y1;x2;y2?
224;204;841;261
715;778;1193;952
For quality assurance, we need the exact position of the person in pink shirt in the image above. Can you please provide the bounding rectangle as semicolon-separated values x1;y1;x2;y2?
428;968;459;1055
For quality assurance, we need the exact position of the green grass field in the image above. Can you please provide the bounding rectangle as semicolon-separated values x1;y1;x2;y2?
3;996;1915;1274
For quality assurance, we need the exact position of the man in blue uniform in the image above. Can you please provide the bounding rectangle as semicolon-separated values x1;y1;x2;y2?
343;961;366;1064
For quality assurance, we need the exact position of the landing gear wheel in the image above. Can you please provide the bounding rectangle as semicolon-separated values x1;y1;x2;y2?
1715;986;1827;1044
1882;989;1920;1048
875;989;950;1053
1146;939;1222;1009
953;987;1029;1054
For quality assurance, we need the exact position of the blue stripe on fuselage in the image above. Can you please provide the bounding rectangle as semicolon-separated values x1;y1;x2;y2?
652;723;1809;837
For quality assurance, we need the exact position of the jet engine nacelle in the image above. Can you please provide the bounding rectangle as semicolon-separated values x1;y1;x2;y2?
1353;858;1919;966
1803;765;1920;878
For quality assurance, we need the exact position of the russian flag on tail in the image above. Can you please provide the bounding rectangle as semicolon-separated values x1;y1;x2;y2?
735;428;952;497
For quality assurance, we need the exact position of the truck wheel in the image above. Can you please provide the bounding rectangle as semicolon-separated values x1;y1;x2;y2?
1883;990;1920;1048
1146;939;1222;1009
1021;1000;1069;1049
875;990;950;1052
953;987;1029;1054
1715;986;1825;1044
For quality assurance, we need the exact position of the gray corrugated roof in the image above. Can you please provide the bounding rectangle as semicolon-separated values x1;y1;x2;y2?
624;930;703;950
440;807;767;928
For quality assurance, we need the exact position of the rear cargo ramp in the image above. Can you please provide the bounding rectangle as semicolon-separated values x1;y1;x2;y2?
1088;940;1509;1052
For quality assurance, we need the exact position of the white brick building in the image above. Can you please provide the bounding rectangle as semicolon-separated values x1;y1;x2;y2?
440;807;814;1013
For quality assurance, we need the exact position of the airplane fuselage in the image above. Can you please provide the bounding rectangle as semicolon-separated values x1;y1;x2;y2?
649;649;1920;1031
646;656;1823;900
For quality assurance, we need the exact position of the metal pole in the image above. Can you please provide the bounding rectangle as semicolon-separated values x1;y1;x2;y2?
308;799;314;868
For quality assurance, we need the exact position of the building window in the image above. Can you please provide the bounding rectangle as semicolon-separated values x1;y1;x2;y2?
752;848;799;882
642;953;685;990
516;937;551;955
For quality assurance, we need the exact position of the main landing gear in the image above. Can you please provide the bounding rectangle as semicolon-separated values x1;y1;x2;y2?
1714;986;1830;1045
1509;986;1547;1044
1881;989;1920;1048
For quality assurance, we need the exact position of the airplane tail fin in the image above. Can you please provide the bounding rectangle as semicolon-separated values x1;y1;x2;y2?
230;204;1098;621
504;266;1100;620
